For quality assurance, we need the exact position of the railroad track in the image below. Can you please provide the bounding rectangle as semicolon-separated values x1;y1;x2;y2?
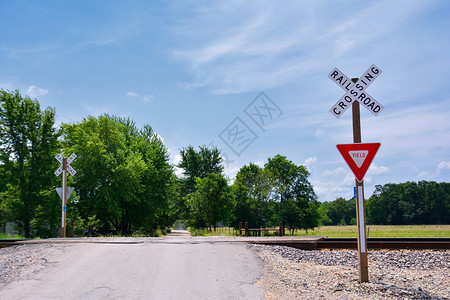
1;237;449;250
0;239;25;249
317;237;449;250
262;237;450;250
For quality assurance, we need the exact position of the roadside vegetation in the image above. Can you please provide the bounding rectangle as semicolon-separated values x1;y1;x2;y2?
0;233;26;239
1;90;449;238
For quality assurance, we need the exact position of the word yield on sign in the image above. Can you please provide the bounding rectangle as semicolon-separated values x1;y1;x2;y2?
329;65;384;118
336;143;381;182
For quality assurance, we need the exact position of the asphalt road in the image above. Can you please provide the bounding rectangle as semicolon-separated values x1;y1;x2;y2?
0;231;264;299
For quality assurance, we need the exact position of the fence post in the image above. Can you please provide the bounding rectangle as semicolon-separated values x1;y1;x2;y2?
279;222;283;237
239;222;242;236
245;222;248;237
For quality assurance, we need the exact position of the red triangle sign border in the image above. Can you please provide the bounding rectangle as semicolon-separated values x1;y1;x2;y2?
336;143;381;182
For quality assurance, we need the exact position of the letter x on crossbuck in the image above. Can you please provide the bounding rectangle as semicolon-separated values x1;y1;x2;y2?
329;64;384;118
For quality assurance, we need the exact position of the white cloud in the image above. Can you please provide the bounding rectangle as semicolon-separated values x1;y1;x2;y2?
126;91;154;102
254;161;264;167
172;154;182;165
172;154;184;178
26;85;48;98
412;166;428;178
367;164;389;176
154;133;164;143
174;167;184;178
126;91;138;97
224;165;240;182
303;157;317;172
437;161;450;173
322;167;348;177
142;95;154;102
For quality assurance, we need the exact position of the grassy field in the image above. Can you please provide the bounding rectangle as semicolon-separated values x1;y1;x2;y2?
208;225;450;238
288;225;450;238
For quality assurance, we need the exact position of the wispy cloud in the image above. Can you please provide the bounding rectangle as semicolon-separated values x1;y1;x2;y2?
437;161;450;173
142;95;154;102
0;82;14;91
26;85;48;98
126;91;138;97
171;1;433;94
304;157;317;172
125;91;154;103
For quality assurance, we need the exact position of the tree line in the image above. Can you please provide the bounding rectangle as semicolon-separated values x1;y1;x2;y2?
0;90;448;238
176;146;320;234
319;181;449;226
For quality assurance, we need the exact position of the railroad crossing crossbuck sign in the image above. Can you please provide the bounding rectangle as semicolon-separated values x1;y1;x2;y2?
54;153;76;238
329;64;384;118
55;153;77;176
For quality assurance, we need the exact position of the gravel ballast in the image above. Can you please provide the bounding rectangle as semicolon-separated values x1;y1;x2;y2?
250;244;449;299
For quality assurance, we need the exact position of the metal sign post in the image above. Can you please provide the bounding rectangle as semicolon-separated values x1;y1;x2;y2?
352;98;369;283
329;67;384;283
55;153;76;238
336;141;381;282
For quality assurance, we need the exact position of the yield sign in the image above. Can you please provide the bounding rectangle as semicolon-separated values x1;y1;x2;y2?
56;187;75;200
337;143;381;182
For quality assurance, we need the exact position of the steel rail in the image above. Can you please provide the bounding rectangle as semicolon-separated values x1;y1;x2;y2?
1;237;449;250
316;237;449;250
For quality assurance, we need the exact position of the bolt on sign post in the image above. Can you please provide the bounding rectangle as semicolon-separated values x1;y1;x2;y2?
54;153;76;238
328;65;383;283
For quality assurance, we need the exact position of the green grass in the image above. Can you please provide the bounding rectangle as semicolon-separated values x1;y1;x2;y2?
286;225;450;238
0;233;26;239
188;227;239;237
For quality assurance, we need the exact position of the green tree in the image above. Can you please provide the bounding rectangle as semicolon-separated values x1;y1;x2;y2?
177;145;223;195
176;145;223;221
232;163;272;228
264;154;319;233
320;197;356;226
367;181;450;225
62;115;175;235
132;125;177;233
186;173;235;231
0;90;60;238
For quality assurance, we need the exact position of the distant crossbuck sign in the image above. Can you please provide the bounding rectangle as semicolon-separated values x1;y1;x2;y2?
329;64;384;118
54;153;77;177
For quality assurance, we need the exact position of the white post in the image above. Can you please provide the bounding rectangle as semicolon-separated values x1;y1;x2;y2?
61;158;67;238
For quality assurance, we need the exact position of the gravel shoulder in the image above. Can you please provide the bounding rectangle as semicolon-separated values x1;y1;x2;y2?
0;243;70;288
250;244;449;299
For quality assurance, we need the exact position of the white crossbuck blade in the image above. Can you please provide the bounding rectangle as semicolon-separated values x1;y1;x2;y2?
54;166;63;176
67;165;76;176
67;153;77;164
55;154;63;164
329;64;384;118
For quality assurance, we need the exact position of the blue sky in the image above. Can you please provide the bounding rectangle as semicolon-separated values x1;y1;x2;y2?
1;0;449;202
